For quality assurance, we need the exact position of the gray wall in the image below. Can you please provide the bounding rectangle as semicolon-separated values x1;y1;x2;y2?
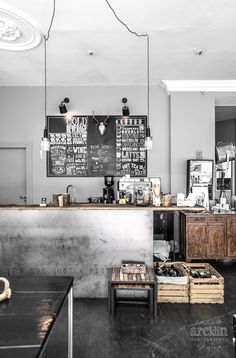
0;85;169;203
170;92;215;195
0;85;216;202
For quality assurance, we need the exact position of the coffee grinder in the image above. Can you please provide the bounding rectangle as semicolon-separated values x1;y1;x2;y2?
103;176;115;203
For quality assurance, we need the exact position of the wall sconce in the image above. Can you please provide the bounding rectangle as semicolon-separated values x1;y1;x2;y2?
122;98;130;117
59;97;70;114
92;111;110;136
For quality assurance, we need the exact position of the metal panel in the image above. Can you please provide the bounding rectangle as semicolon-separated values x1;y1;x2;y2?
0;209;153;297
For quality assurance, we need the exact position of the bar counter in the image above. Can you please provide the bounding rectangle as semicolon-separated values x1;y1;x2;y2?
0;204;205;298
0;203;206;211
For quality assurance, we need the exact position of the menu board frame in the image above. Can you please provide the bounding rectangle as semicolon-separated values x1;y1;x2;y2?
46;115;147;177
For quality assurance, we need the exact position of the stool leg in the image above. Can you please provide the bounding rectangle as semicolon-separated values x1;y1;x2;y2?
108;283;111;316
149;287;154;319
154;283;157;318
111;286;115;317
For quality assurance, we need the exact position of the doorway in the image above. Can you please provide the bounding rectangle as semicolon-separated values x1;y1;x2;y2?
0;143;32;204
215;106;236;201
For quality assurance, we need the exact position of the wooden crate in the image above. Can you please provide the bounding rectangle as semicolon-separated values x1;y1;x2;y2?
184;263;224;304
157;283;189;303
155;262;189;303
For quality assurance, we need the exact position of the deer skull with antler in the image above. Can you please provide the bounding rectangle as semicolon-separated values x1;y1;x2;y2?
92;111;110;136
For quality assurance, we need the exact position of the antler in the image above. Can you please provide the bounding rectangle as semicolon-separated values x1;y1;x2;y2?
104;115;110;125
92;111;99;125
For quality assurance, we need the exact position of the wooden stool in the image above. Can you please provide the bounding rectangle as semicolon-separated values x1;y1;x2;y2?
108;267;157;319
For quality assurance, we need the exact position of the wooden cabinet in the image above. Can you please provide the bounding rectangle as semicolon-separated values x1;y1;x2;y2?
186;223;206;259
226;217;236;257
181;214;230;262
206;217;225;259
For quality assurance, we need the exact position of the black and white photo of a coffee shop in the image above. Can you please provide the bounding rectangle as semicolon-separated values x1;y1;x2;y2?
0;0;236;357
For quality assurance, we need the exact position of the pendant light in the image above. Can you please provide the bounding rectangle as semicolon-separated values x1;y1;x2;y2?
105;0;153;150
40;35;50;156
40;0;55;158
144;36;153;150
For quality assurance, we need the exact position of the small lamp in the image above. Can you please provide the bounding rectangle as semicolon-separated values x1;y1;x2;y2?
59;97;70;114
40;35;50;157
40;128;50;152
144;35;153;150
144;126;153;150
122;98;130;117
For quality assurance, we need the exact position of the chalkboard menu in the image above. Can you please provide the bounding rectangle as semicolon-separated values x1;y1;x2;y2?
47;115;147;177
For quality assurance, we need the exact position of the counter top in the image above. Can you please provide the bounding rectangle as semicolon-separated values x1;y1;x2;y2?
0;203;206;211
181;210;236;216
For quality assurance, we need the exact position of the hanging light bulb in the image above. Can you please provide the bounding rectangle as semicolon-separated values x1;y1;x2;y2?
144;126;153;150
40;36;50;157
40;128;50;151
144;35;153;151
40;0;56;157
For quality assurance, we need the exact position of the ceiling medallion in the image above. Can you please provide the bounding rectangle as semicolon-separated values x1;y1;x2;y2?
0;7;42;51
0;18;22;41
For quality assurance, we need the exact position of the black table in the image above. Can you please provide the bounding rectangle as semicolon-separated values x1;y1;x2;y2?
0;276;73;357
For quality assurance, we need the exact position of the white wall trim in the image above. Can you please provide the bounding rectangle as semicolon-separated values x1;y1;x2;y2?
161;80;236;94
0;142;33;203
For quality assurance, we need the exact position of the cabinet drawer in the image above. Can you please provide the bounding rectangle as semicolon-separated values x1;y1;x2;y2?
186;217;206;223
207;217;225;224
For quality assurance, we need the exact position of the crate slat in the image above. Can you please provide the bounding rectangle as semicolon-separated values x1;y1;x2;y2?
190;298;224;304
158;296;189;303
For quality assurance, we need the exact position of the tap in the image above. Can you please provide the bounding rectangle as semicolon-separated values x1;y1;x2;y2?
66;185;74;193
66;185;76;203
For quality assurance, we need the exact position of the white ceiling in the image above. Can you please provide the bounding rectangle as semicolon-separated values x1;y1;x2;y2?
0;0;236;86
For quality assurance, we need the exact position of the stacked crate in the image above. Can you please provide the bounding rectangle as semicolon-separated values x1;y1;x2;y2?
185;263;224;304
155;262;189;303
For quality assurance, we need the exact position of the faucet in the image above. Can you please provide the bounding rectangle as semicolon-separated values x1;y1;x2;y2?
66;185;76;203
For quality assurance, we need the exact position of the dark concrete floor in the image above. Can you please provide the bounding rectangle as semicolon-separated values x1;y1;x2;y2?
44;261;236;358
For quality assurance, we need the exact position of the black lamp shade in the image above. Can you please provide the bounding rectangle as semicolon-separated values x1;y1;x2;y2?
146;126;151;137
43;127;48;138
59;103;68;114
122;105;130;117
59;97;70;114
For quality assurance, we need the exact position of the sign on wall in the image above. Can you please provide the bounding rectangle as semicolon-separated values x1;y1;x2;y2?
47;115;147;177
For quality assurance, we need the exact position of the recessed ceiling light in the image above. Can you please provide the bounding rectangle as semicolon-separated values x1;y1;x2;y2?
194;49;205;56
88;51;96;56
0;7;42;51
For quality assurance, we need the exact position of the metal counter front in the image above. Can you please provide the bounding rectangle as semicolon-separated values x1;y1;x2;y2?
0;205;206;298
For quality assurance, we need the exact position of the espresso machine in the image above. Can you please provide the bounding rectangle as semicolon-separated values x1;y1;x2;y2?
103;176;115;203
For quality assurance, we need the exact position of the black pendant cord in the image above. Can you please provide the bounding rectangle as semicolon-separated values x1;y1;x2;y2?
147;35;150;129
105;0;150;131
105;0;147;38
44;35;47;132
45;0;56;41
43;0;56;136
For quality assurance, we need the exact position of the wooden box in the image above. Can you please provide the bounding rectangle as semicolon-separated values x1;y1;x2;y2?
157;283;189;303
155;262;189;303
184;263;224;304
